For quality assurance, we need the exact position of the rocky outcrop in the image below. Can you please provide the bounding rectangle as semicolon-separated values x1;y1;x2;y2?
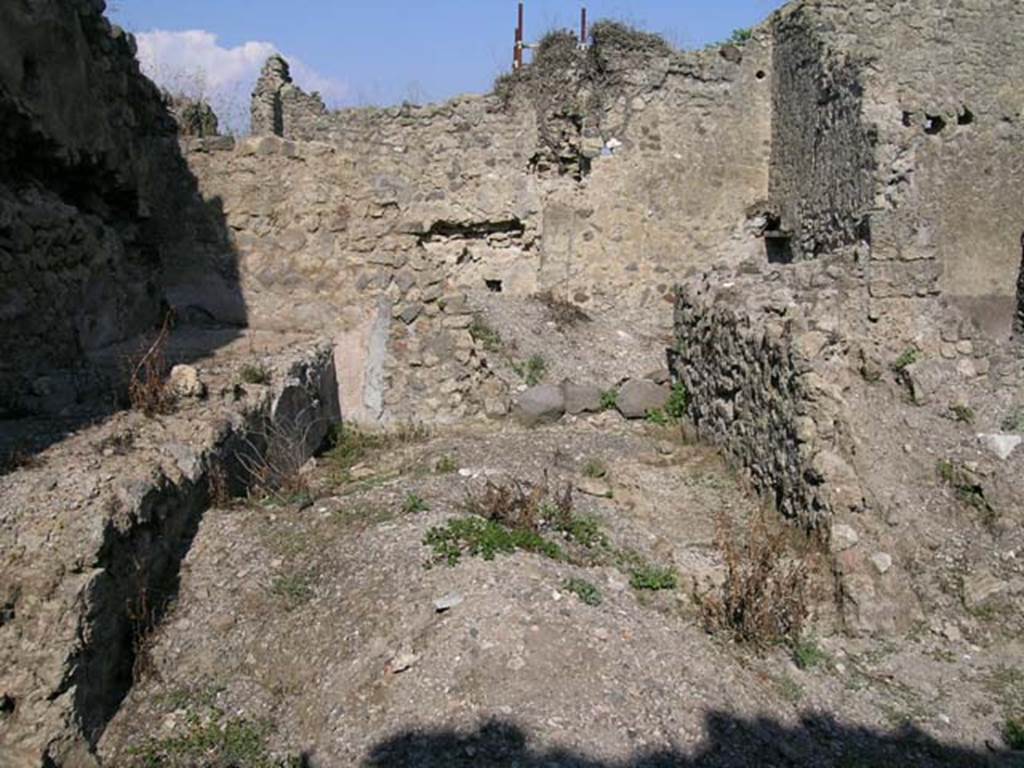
0;338;339;766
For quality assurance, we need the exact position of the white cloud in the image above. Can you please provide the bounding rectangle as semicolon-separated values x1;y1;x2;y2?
134;29;349;132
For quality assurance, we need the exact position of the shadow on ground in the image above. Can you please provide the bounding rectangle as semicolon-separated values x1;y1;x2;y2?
360;712;1023;767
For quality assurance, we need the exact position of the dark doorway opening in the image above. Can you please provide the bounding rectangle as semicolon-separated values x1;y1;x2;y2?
766;233;795;264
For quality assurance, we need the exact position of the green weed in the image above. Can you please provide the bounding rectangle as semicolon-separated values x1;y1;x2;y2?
513;354;547;386
600;389;619;411
645;409;670;426
628;562;678;591
423;517;562;567
892;347;921;372
126;705;300;767
666;382;688;421
564;577;602;606
239;363;271;385
402;493;429;514
729;27;753;44
269;573;313;607
582;458;607;479
435;455;459;474
792;637;830;670
469;315;503;353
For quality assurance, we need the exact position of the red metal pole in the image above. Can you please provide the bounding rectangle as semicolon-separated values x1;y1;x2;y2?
514;2;525;69
580;7;588;45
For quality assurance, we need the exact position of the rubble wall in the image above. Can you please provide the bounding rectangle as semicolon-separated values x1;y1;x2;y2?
0;0;246;418
195;33;773;424
768;5;874;262
673;264;863;529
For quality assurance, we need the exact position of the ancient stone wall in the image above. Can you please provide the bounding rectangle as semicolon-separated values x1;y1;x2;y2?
768;0;1024;335
0;0;244;418
210;29;773;425
768;4;874;263
673;262;863;529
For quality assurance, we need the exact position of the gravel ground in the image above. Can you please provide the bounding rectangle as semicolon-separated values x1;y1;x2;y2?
99;417;1024;767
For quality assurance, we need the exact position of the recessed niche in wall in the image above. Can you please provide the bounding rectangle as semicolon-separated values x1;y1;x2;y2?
924;114;946;135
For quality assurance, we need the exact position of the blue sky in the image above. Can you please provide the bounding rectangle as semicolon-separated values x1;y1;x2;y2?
111;1;786;125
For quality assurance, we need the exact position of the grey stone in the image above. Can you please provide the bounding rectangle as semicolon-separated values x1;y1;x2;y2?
576;477;612;498
901;360;950;406
513;384;565;427
433;593;464;612
562;382;603;415
963;570;1008;611
830;524;860;553
399;303;423;325
643;369;671;385
869;552;893;575
616;379;670;419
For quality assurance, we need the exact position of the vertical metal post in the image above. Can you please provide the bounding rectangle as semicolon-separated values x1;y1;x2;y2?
514;2;525;70
580;7;588;45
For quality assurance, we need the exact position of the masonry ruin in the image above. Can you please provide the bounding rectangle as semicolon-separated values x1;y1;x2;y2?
1;0;1023;765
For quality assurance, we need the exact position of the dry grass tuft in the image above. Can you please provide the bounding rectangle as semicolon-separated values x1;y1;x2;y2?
535;290;591;328
461;474;574;535
237;411;324;505
128;313;176;416
698;510;811;648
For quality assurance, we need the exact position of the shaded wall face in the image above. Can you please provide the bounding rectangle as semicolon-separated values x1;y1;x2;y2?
0;0;245;416
768;5;875;263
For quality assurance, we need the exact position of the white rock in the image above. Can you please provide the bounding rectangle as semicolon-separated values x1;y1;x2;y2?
433;592;464;613
977;433;1022;460
830;524;860;553
168;364;206;398
869;552;893;574
388;652;418;673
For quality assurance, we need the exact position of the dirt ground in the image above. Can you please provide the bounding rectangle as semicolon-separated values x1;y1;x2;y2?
98;416;1024;767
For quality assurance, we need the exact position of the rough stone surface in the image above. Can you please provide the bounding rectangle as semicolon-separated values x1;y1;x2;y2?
562;382;604;415
0;0;244;417
616;379;670;420
168;364;206;399
977;433;1022;461
513;384;566;427
0;333;339;767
